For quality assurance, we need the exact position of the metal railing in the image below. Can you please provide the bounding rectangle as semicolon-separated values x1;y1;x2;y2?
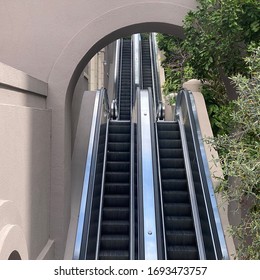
177;112;207;259
149;33;161;111
73;88;109;260
136;88;164;259
132;34;142;100
114;39;121;103
175;89;229;260
94;113;110;260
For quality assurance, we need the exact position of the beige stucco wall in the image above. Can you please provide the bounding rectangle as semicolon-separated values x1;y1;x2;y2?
0;0;196;82
0;63;53;259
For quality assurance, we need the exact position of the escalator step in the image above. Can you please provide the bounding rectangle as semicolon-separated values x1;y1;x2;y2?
161;168;187;179
165;216;194;230
158;139;182;149
120;102;130;107
106;161;130;172
102;220;129;234
105;183;130;194
107;152;130;161
103;194;129;207
157;121;199;260
161;179;188;190
102;207;129;220
120;115;130;120
119;93;130;97
108;143;130;152
120;95;131;99
120;100;130;105
109;121;130;126
99;250;129;260
158;131;181;139
100;235;129;250
163;190;189;203
105;172;130;183
108;134;130;142
120;112;130;117
160;158;185;168
109;125;130;134
167;246;199;260
166;230;196;246
119;40;131;121
157;122;179;131
164;203;192;216
159;149;183;158
120;103;131;108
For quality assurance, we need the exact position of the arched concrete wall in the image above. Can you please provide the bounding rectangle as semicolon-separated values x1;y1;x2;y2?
0;0;197;259
0;0;196;82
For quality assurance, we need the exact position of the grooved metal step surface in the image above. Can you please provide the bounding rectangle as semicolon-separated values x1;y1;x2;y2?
98;121;131;260
141;37;153;89
119;39;131;120
157;121;199;260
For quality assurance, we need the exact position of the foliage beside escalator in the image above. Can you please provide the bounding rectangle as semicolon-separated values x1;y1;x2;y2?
206;46;260;259
156;34;194;99
157;0;259;136
184;0;259;83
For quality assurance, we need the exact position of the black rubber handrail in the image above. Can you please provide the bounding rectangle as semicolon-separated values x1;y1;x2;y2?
175;89;229;260
114;39;121;104
118;39;123;119
177;116;206;259
149;33;161;111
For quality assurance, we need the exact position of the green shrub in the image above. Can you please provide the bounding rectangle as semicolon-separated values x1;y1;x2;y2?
208;46;260;259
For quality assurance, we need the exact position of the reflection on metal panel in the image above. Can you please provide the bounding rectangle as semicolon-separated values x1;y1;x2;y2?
74;90;100;259
140;89;158;259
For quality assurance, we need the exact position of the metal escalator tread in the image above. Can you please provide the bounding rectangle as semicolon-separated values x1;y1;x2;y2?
119;39;131;120
166;230;197;245
98;121;131;259
105;183;130;194
167;246;198;260
102;208;129;220
106;161;130;172
157;121;199;260
165;216;194;230
141;37;153;89
103;194;130;207
99;250;129;260
100;235;129;250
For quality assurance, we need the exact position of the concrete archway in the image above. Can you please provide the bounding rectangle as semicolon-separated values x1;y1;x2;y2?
47;1;196;258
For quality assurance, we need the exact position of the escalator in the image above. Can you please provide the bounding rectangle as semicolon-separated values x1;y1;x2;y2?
141;34;202;259
95;36;134;259
96;36;133;259
119;39;132;120
157;121;199;260
141;35;153;89
97;121;131;260
73;33;229;261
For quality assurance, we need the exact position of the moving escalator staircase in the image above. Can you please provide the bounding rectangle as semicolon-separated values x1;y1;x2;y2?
141;36;153;89
98;121;131;260
119;39;131;120
157;121;199;260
